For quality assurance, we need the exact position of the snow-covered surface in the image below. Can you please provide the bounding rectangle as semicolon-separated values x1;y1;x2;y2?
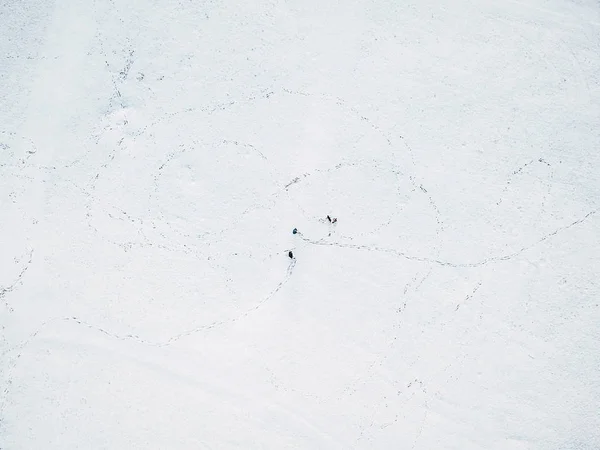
2;0;600;448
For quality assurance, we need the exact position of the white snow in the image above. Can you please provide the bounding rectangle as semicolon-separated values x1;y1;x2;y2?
1;0;600;448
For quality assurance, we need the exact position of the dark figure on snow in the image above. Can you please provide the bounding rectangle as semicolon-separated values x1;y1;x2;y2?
327;215;332;222
288;251;294;259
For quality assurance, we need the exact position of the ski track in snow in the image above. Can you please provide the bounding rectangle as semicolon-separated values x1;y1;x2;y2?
0;250;34;314
2;258;298;357
298;207;597;268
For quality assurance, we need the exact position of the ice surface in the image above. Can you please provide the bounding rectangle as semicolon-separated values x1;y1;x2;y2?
1;0;599;448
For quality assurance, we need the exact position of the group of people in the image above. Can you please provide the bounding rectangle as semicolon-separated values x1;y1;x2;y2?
288;215;337;259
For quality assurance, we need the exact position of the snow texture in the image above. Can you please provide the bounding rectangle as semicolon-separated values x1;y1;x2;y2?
1;0;600;449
